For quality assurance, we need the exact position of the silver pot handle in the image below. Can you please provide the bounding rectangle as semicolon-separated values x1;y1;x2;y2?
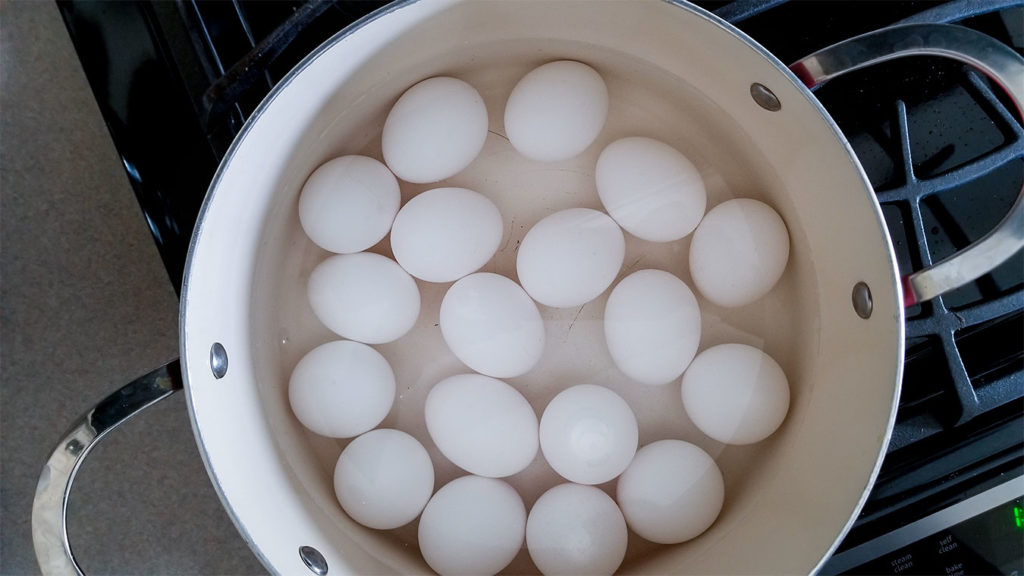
790;23;1024;306
32;362;183;576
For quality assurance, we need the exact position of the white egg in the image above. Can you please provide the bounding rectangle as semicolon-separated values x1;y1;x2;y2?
539;384;638;485
425;374;539;478
526;483;627;576
440;273;545;378
604;269;701;386
288;340;395;438
333;429;434;530
298;155;400;254
689;198;790;307
390;187;504;283
307;253;420;344
418;475;526;576
616;439;724;544
596;137;706;242
382;77;488;183
681;343;790;445
504;60;608;162
517;208;625;308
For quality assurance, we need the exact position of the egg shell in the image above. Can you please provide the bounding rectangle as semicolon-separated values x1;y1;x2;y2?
440;272;545;378
298;155;401;254
425;373;539;478
288;340;395;438
516;208;625;308
333;429;434;530
616;439;724;544
689;198;790;307
382;76;488;183
504;60;609;162
418;475;526;576
681;343;790;444
539;384;638;485
307;252;420;344
595;136;706;242
604;269;701;386
390;187;504;283
526;483;628;576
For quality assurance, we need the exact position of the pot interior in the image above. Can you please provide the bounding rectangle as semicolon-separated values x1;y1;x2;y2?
182;1;903;574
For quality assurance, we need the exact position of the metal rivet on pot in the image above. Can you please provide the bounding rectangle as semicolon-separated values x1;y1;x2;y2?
210;343;228;379
299;546;328;575
65;439;84;456
852;282;873;319
750;83;781;111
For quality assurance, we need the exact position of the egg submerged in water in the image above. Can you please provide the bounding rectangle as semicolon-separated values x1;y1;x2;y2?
526;483;628;576
418;475;526;576
689;198;790;307
604;269;702;386
288;340;395;438
596;136;706;242
681;343;791;445
517;208;625;308
306;252;421;344
539;384;638;485
440;272;545;379
382;76;488;184
333;428;434;530
616;439;724;544
390;187;504;283
297;155;401;254
504;60;609;162
424;373;539;478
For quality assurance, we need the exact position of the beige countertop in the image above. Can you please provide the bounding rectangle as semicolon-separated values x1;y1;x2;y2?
1;1;265;573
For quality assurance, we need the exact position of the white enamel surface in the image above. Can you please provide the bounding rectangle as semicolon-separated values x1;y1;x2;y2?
517;208;625;308
440;273;545;378
682;343;791;445
333;429;434;529
288;340;395;438
690;198;791;308
382;76;488;183
298;155;400;254
539;384;638;485
604;269;701;386
505;60;609;162
390;187;503;283
425;374;539;478
617;440;725;545
307;252;420;344
596;137;707;242
418;476;526;576
181;1;903;574
526;483;627;576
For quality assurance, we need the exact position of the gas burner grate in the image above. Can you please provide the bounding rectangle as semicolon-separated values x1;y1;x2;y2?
709;0;1024;551
882;69;1023;445
707;0;1024;451
176;0;389;157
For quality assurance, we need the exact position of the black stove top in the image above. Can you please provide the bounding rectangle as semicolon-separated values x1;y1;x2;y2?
57;1;1023;573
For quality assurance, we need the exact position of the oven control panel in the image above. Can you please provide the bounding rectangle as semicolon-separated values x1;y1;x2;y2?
824;477;1024;575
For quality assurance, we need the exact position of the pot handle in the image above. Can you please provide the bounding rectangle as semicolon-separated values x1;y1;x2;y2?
790;23;1024;306
31;361;183;576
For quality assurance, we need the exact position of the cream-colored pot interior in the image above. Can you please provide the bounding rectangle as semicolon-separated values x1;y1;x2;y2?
181;1;904;574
